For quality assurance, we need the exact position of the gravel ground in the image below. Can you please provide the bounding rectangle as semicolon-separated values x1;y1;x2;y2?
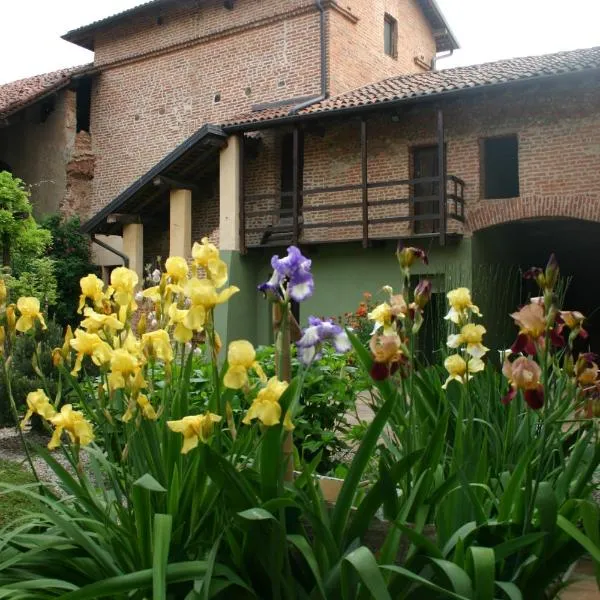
0;427;73;490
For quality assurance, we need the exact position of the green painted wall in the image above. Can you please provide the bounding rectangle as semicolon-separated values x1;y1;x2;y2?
221;240;475;346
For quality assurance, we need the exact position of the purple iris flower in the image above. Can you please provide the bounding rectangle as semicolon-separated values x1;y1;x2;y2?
258;246;314;303
296;316;352;364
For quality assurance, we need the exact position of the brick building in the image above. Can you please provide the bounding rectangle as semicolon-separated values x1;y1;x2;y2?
3;0;600;347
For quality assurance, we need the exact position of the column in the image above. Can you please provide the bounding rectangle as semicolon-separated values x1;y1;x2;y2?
169;188;192;258
219;134;241;251
122;223;144;285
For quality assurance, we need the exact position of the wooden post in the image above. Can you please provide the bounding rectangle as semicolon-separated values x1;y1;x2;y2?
437;109;447;246
292;126;300;246
361;118;369;248
238;134;246;254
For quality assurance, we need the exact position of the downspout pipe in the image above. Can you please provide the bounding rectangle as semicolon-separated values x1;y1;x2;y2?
91;234;130;268
432;49;454;71
289;0;327;115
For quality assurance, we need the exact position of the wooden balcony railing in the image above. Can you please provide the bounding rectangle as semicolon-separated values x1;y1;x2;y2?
243;174;465;250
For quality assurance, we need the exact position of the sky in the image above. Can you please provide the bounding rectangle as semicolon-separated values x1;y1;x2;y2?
1;0;599;85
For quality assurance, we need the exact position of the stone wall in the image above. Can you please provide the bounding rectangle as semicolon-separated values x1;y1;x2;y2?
0;89;74;217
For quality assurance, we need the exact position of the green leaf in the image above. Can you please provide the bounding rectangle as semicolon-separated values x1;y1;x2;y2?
342;546;392;600
287;535;326;600
493;533;547;563
382;565;471;600
495;581;523;600
428;558;474;597
392;521;442;559
557;514;600;562
59;561;209;599
153;514;172;600
497;445;536;521
535;482;557;534
134;474;167;493
467;546;495;600
238;508;276;521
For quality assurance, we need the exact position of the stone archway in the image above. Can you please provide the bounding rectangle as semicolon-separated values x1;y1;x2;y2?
468;194;600;233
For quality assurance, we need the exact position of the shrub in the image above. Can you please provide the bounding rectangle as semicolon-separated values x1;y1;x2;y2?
41;214;98;327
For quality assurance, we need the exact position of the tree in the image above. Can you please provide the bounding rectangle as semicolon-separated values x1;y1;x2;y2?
0;171;55;308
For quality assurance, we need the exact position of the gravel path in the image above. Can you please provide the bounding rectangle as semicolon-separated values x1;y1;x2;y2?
0;427;72;490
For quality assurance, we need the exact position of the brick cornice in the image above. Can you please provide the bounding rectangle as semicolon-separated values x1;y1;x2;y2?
468;193;600;232
326;1;359;24
94;4;324;74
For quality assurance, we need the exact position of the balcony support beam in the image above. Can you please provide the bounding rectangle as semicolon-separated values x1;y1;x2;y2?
437;108;447;246
292;126;300;246
361;117;369;248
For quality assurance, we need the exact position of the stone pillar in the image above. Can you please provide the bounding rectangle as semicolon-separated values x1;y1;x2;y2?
122;223;144;285
219;135;241;251
169;188;192;258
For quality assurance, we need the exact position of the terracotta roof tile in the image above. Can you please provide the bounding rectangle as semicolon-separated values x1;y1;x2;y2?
224;45;600;128
0;65;92;119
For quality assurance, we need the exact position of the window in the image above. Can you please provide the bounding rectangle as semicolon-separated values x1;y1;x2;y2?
384;14;398;57
482;135;520;199
280;132;304;214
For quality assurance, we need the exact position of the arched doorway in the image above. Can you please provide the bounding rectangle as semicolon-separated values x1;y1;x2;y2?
473;218;600;353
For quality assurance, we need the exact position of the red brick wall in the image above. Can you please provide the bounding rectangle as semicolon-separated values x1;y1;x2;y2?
90;0;322;215
243;73;600;244
329;0;436;96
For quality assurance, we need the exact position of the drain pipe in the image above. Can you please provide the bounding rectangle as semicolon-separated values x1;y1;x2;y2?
91;234;130;268
289;0;327;114
432;49;454;71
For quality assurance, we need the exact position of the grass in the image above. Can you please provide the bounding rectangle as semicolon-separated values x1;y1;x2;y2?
0;458;38;527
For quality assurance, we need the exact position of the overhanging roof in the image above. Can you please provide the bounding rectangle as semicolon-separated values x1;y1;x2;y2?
223;45;600;130
82;124;227;234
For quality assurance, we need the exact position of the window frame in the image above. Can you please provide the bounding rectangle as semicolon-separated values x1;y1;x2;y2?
384;13;398;58
480;134;520;200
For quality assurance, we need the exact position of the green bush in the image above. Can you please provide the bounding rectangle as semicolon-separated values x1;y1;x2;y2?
41;214;98;327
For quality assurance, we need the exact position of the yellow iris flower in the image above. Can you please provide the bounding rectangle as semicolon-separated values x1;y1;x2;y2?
445;288;481;325
108;349;142;391
20;389;56;429
165;256;189;283
0;279;7;305
123;393;157;423
48;404;94;449
184;278;239;330
168;304;194;342
15;297;47;332
142;329;174;363
223;340;267;389
242;377;292;430
80;307;124;333
192;237;219;268
167;412;222;454
110;267;139;319
442;354;484;389
447;323;489;359
368;302;395;336
78;274;105;313
69;329;113;374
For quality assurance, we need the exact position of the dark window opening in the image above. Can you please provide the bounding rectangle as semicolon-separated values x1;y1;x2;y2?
280;132;304;216
0;161;11;174
384;14;398;57
482;135;519;199
40;98;55;123
412;144;444;234
76;78;92;133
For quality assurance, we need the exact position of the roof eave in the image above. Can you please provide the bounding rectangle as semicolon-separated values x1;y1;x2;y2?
223;66;599;133
82;123;227;235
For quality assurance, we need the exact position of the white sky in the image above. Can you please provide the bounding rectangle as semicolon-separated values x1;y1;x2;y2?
1;0;599;85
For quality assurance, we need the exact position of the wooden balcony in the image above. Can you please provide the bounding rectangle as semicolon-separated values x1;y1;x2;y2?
242;174;465;250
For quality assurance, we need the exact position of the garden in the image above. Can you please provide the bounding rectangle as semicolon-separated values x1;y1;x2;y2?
0;173;597;598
